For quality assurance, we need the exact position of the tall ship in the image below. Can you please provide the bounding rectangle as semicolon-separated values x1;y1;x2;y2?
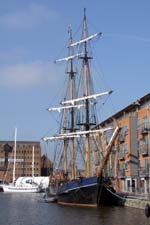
44;9;120;207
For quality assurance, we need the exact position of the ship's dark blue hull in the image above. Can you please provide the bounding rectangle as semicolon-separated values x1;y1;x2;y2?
57;176;121;207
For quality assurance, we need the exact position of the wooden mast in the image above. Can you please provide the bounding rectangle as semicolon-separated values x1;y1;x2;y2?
82;8;91;177
68;26;76;179
63;108;67;174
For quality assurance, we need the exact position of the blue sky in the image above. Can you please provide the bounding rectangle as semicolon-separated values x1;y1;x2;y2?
0;0;150;154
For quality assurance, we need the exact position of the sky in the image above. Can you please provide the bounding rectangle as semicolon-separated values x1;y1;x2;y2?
0;0;150;154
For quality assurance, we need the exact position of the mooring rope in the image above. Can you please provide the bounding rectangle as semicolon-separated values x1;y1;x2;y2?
103;183;150;201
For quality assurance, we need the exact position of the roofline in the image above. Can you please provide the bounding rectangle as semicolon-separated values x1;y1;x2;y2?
98;92;150;127
0;141;41;145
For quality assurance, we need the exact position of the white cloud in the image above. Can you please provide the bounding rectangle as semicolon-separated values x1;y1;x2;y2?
0;3;59;29
0;61;62;89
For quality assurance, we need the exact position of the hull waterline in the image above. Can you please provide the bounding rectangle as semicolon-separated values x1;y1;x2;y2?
56;176;121;207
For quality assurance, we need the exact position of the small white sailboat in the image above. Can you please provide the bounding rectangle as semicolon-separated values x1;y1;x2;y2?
0;129;40;193
1;182;40;193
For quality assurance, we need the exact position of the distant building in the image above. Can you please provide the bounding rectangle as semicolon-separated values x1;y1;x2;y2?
97;93;150;195
41;154;53;176
0;141;41;183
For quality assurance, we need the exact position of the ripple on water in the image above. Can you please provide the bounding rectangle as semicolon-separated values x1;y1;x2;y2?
0;193;149;225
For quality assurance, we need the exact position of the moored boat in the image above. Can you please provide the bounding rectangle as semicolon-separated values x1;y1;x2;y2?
44;9;121;207
0;129;47;193
0;183;39;193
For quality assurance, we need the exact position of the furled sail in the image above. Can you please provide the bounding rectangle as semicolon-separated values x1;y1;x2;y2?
69;32;102;47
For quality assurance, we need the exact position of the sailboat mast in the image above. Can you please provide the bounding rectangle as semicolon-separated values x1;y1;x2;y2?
32;145;35;179
12;128;17;184
82;9;91;177
68;26;76;179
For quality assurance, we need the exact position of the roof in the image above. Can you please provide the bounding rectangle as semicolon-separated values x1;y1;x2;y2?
98;92;150;127
0;140;40;145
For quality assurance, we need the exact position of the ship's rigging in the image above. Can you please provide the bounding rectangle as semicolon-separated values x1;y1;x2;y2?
44;8;116;180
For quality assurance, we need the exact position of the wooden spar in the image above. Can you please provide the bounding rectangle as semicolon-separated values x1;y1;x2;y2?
47;104;84;112
98;126;120;177
61;91;112;105
59;127;113;136
69;32;102;47
43;127;114;142
54;53;82;63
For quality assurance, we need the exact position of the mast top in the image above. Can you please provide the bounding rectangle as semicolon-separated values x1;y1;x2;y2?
68;25;72;34
84;8;86;17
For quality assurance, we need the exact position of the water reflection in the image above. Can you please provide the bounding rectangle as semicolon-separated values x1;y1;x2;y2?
0;193;149;225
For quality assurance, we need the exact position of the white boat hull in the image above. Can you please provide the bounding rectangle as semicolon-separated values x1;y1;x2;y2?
0;176;49;193
1;184;39;193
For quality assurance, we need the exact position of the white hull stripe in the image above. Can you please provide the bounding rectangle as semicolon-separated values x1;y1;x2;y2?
63;182;97;193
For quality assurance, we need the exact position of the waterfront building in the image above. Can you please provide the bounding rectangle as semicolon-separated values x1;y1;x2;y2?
98;93;150;195
0;141;41;183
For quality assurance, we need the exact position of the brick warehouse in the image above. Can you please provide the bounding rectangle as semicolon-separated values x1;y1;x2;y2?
0;141;41;183
97;92;150;196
